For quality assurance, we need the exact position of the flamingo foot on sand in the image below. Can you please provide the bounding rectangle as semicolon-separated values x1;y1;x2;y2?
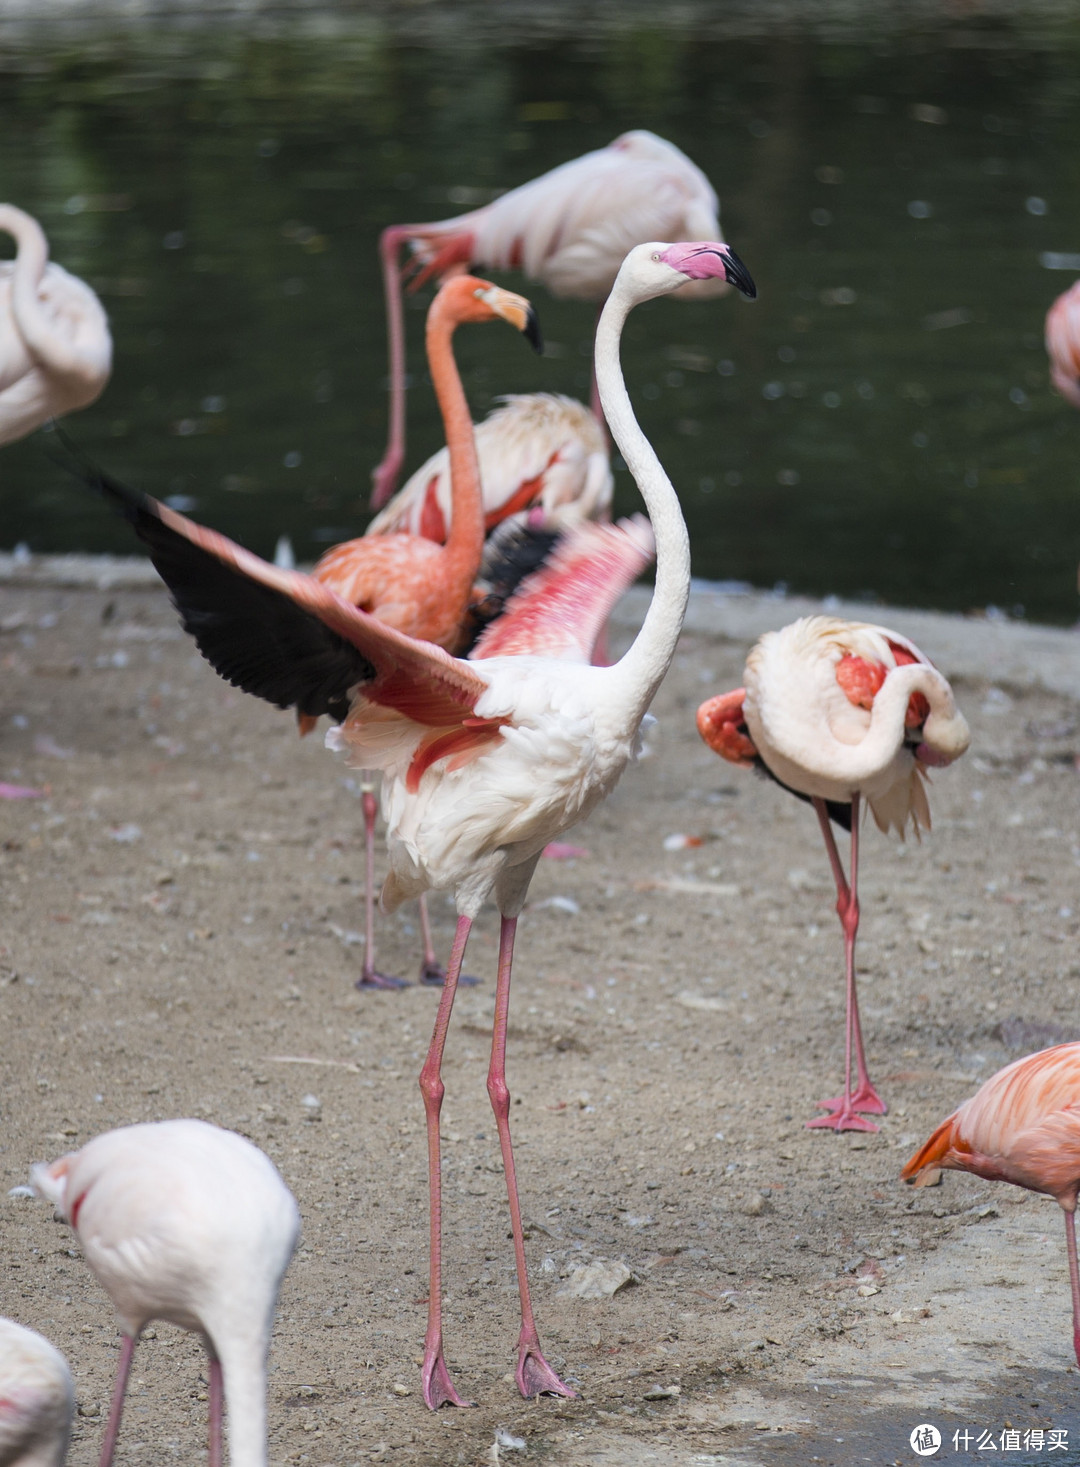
517;1333;577;1400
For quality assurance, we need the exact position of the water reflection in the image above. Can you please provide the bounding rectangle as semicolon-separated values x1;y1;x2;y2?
1;10;1079;621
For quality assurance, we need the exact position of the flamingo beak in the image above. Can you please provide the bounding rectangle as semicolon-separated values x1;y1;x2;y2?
475;287;544;354
720;247;757;300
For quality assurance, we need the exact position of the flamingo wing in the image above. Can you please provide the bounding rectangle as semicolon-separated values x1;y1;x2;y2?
54;439;490;730
470;515;654;662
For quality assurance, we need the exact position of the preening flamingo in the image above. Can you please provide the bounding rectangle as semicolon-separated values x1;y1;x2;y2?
697;616;970;1132
374;130;727;504
367;393;612;542
903;1042;1080;1364
0;1319;73;1467
31;1120;300;1467
1046;278;1080;409
305;273;541;988
0;205;111;447
61;237;756;1406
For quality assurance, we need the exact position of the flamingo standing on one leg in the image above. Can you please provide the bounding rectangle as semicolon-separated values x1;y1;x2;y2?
903;1041;1080;1364
1046;278;1080;410
367;393;612;543
374;130;728;505
301;273;541;988
31;1120;300;1467
0;205;111;446
697;616;970;1132
60;237;756;1406
0;1319;73;1467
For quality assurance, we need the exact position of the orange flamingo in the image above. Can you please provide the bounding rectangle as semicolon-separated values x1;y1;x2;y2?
903;1042;1080;1365
303;273;540;988
698;617;970;1132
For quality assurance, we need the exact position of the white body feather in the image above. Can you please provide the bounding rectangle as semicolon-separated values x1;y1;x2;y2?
0;1321;73;1467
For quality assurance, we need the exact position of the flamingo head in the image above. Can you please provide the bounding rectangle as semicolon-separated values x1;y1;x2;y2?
430;274;542;353
620;241;756;304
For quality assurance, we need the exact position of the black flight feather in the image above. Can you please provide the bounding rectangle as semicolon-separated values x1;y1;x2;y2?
51;434;376;721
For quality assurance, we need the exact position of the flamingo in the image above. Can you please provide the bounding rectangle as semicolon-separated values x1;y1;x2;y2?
374;130;728;505
697;616;970;1133
31;1120;300;1467
59;237;757;1406
367;393;612;542
303;272;541;988
903;1042;1080;1364
1046;278;1080;409
0;1319;73;1467
0;205;111;447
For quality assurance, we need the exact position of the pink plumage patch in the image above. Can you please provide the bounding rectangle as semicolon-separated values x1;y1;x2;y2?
472;515;654;662
696;689;756;767
405;717;511;792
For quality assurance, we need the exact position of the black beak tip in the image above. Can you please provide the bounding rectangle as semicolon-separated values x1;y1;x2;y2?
724;247;757;300
523;305;544;355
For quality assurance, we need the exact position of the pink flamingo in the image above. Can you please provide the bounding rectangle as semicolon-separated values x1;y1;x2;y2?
697;616;970;1132
31;1120;300;1467
1046;278;1080;409
0;1318;73;1467
0;205;111;446
374;130;727;504
367;392;612;543
301;273;541;988
63;237;756;1406
903;1041;1080;1364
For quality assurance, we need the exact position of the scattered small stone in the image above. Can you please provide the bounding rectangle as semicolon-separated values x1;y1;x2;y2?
391;1381;411;1396
643;1383;681;1400
743;1192;770;1216
557;1259;633;1299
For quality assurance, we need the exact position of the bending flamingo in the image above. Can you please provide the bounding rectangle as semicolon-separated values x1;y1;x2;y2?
374;130;727;504
61;237;756;1406
31;1120;300;1467
903;1042;1080;1364
697;616;970;1132
0;1319;73;1467
305;273;540;988
1046;278;1080;410
367;393;612;543
0;205;111;446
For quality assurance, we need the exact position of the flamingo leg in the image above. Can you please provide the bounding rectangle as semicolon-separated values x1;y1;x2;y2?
417;893;480;988
207;1351;223;1467
372;226;409;508
806;794;886;1132
97;1332;136;1467
1065;1208;1080;1367
356;774;408;990
488;916;578;1400
419;914;476;1410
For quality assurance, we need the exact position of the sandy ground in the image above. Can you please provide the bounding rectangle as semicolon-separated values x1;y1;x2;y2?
4;575;1080;1467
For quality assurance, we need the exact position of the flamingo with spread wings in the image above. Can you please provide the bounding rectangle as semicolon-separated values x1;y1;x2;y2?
698;617;970;1132
374;130;727;504
0;204;111;446
62;237;756;1407
903;1042;1080;1365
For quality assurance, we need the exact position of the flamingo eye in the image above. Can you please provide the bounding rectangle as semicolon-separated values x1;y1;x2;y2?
651;253;660;262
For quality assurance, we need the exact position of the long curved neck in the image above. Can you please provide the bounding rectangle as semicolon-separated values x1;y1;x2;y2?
0;204;90;383
424;298;485;596
811;664;965;789
213;1337;269;1467
599;278;690;720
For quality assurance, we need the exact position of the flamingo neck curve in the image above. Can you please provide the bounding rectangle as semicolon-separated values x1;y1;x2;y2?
423;294;485;600
0;203;98;385
597;273;690;721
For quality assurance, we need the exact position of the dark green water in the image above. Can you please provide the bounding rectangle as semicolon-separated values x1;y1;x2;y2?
2;8;1080;621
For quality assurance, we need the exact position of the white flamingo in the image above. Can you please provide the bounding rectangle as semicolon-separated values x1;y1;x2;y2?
698;616;970;1132
31;1120;300;1467
0;1319;73;1467
59;236;756;1408
373;130;727;504
0;205;111;446
367;393;612;542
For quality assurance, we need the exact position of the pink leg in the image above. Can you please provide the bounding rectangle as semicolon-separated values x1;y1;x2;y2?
488;916;578;1400
1065;1208;1080;1367
207;1353;223;1467
417;893;480;988
806;794;886;1132
372;226;409;509
356;774;408;990
98;1332;136;1467
419;915;476;1410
